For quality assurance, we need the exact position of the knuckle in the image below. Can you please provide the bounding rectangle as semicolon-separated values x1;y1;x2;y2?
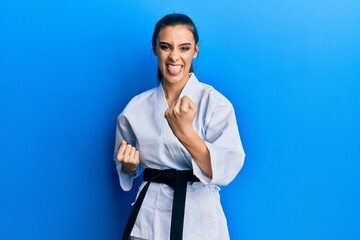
116;153;123;161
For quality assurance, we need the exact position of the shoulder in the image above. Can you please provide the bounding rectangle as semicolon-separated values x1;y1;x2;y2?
118;87;158;118
198;81;233;109
129;87;157;105
190;74;230;104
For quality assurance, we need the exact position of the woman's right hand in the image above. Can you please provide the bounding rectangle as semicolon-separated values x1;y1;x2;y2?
116;140;139;176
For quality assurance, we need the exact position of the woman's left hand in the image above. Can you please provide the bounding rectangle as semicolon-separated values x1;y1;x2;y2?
165;95;212;178
165;96;197;138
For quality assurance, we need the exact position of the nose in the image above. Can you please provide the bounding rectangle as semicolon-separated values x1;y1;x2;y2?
169;50;180;61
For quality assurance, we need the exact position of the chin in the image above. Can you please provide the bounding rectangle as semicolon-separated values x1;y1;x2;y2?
165;74;183;83
166;77;188;86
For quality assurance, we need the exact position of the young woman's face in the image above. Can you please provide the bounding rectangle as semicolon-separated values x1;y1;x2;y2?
154;25;199;85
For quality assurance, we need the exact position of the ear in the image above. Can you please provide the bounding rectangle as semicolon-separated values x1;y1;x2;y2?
152;46;157;56
193;43;199;58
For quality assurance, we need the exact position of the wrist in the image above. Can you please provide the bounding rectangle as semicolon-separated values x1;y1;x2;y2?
176;128;197;145
121;166;138;176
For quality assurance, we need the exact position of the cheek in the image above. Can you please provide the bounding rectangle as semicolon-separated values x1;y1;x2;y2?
184;54;194;65
157;52;168;63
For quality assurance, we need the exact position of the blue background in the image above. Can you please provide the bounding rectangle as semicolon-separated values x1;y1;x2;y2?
1;0;359;239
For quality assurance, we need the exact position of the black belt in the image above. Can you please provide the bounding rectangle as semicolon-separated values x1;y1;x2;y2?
122;168;200;240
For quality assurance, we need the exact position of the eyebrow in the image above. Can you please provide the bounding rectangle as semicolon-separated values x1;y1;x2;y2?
179;43;192;46
159;41;193;46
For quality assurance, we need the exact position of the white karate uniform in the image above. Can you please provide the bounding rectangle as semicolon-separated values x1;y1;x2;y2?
114;73;245;240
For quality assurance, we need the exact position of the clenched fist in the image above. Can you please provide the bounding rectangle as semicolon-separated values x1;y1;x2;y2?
165;96;197;138
165;95;212;178
116;140;139;175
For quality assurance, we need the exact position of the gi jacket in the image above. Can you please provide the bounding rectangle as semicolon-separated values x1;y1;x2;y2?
114;73;245;240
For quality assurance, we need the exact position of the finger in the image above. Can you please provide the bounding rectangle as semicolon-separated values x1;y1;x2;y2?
134;150;140;164
118;140;127;151
123;144;133;161
173;98;182;114
116;140;128;161
183;96;197;111
180;97;190;112
182;95;189;101
165;98;179;118
187;98;197;111
129;146;136;161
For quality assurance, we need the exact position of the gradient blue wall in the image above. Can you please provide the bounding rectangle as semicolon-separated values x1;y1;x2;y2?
1;1;359;239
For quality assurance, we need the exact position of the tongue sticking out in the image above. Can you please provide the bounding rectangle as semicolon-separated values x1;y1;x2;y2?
167;65;182;75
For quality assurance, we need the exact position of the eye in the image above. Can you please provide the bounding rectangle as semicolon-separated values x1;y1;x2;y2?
159;44;170;50
180;46;191;51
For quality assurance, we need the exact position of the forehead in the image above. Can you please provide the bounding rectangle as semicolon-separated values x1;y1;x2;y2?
157;25;195;43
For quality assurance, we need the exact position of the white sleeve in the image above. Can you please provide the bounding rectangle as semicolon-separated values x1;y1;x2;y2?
114;114;142;191
192;96;245;186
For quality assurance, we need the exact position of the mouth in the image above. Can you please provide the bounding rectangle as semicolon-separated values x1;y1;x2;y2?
166;64;182;75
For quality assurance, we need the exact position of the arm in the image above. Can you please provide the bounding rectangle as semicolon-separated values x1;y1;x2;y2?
165;94;245;186
114;115;142;191
201;94;245;185
116;140;139;176
165;96;212;178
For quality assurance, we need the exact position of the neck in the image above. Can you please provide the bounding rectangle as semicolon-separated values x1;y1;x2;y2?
162;77;189;107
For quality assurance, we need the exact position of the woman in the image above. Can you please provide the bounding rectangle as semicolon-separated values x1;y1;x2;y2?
114;13;245;240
